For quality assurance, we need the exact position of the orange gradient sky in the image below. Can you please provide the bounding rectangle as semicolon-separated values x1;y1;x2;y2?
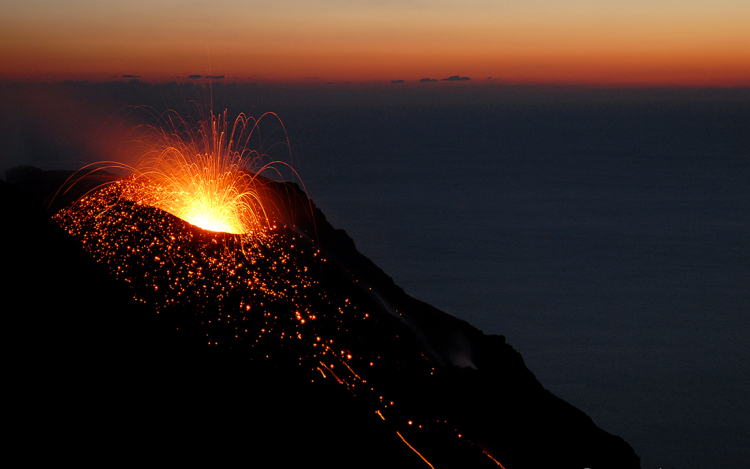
1;0;749;86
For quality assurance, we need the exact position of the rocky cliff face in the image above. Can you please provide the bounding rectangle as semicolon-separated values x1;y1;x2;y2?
3;169;639;468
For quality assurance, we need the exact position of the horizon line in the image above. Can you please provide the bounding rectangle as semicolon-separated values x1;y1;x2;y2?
3;75;750;90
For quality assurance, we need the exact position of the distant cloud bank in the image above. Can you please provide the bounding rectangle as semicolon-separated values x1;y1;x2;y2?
390;77;469;83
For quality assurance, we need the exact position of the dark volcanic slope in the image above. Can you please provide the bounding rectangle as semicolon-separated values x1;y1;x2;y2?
3;170;639;468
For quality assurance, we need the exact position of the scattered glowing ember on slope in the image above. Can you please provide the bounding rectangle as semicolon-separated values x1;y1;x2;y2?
53;178;504;467
51;109;506;467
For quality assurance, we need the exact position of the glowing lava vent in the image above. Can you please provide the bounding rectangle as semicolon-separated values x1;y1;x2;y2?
128;109;292;234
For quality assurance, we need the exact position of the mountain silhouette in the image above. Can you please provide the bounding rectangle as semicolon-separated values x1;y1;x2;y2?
3;168;639;468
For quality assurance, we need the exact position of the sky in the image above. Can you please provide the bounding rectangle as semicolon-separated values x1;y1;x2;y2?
1;0;749;85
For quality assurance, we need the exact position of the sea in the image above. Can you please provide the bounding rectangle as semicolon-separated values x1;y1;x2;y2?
2;82;748;468
275;90;750;469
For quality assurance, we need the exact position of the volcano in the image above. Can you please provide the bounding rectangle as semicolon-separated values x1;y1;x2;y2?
3;167;639;468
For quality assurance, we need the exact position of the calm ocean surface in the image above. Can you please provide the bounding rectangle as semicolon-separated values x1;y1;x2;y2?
277;100;749;469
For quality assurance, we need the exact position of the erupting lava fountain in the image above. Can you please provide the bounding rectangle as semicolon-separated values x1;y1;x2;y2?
59;108;301;237
129;109;290;235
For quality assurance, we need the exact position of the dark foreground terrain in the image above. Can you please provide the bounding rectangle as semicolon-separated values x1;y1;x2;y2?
3;168;639;468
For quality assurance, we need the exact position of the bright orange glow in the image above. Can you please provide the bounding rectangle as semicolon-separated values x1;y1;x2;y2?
121;109;296;235
129;111;266;234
